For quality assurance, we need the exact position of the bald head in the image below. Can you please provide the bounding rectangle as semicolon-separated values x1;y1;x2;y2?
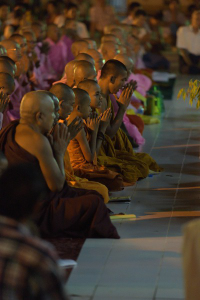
64;60;79;87
73;88;90;106
71;40;89;57
100;42;119;62
114;54;134;75
83;49;104;72
20;91;54;120
75;53;95;65
0;60;15;77
0;72;15;95
10;34;27;55
50;83;75;119
84;39;97;50
78;79;99;94
101;34;119;44
0;40;21;62
74;60;97;85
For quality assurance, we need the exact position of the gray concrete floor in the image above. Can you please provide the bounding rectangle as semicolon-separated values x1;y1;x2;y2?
67;76;200;300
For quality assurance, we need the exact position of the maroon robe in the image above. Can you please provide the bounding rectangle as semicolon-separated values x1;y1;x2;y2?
0;121;119;239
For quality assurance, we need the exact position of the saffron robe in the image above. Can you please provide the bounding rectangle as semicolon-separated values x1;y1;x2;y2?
97;97;162;183
64;150;109;203
67;124;124;192
0;121;119;239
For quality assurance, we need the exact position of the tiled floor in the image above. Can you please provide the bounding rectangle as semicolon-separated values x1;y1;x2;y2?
67;76;200;300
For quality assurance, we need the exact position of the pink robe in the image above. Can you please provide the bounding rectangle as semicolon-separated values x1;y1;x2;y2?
61;35;74;63
45;38;68;80
35;43;56;81
3;76;31;127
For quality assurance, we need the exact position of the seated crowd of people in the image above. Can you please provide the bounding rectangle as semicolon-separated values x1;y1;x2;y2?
0;0;199;298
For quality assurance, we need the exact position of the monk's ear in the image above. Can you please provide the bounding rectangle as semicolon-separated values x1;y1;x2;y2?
75;104;80;112
35;111;43;123
59;100;64;107
110;76;116;84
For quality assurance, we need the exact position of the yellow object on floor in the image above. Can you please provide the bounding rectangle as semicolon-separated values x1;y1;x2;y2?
110;214;136;220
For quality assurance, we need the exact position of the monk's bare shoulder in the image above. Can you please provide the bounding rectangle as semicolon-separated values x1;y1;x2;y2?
15;124;52;157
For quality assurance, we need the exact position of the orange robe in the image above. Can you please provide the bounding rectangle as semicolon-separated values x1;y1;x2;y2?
97;97;163;183
67;125;124;192
64;150;109;203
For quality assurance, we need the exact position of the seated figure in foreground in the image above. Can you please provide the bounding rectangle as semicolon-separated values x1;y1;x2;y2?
0;90;119;239
0;163;69;299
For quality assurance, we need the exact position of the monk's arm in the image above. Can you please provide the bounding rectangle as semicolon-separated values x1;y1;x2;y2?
33;136;66;192
105;106;125;139
76;128;97;162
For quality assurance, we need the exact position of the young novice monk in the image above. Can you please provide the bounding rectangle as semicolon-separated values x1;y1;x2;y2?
96;59;162;183
49;83;111;203
67;88;123;191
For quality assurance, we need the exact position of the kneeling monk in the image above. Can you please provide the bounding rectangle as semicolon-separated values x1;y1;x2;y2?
0;91;119;239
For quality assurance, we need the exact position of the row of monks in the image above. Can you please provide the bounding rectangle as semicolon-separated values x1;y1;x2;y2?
0;23;162;239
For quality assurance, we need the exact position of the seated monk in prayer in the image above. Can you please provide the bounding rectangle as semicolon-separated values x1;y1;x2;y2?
67;88;123;191
71;40;90;57
100;41;119;62
0;72;15;129
53;60;78;87
0;91;119;239
81;49;104;80
75;53;95;66
96;60;162;183
49;83;110;203
10;34;29;76
74;60;97;86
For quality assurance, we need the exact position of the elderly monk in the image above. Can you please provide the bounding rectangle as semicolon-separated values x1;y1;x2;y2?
96;59;162;183
0;91;119;239
49;83;110;203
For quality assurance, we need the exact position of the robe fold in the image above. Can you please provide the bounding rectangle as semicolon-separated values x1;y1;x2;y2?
64;150;109;203
97;97;163;183
0;121;119;239
67;124;124;192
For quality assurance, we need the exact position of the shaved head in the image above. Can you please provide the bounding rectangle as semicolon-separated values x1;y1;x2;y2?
20;91;54;120
83;49;104;72
114;54;134;74
73;88;90;106
101;34;119;44
71;40;89;57
75;53;95;65
74;60;97;85
50;83;75;119
100;42;119;61
78;79;99;94
0;60;15;77
64;60;81;87
50;83;74;102
101;59;127;79
0;72;15;95
0;39;18;51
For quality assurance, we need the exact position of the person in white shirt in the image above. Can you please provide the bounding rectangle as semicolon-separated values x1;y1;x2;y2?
177;10;200;74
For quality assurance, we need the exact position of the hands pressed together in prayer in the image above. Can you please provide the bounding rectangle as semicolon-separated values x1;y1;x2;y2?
48;123;70;156
99;108;112;132
66;116;83;141
86;114;101;133
114;80;137;110
0;92;10;114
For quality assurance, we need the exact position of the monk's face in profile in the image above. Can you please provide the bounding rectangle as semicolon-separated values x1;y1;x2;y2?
78;95;92;119
39;99;56;134
59;90;75;120
109;70;127;94
88;84;103;109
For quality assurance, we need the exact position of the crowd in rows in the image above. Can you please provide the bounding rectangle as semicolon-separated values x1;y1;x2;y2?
0;0;199;299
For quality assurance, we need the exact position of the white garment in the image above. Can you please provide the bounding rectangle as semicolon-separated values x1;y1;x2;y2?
177;25;200;56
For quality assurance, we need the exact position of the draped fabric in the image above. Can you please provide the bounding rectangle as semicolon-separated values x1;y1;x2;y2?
0;121;120;239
